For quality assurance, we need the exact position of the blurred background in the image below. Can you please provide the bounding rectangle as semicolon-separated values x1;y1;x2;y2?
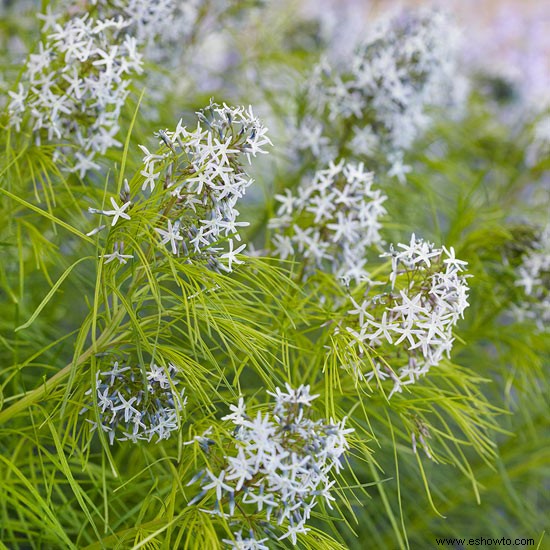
299;0;550;106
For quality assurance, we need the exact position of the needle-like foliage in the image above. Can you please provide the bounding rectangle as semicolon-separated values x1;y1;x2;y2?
0;1;548;549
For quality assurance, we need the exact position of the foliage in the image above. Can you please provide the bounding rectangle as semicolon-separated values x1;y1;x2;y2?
0;1;548;549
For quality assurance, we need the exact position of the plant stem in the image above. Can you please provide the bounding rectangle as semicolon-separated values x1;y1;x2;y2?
0;308;126;424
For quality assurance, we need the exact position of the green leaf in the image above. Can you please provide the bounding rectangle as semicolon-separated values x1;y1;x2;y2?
15;256;92;332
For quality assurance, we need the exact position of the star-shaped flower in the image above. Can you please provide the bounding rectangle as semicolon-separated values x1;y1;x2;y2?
155;220;184;255
102;197;132;226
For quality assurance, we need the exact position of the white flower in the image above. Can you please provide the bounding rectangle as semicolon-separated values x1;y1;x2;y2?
104;249;133;265
267;383;320;414
103;197;132;226
72;153;101;178
191;386;352;545
270;160;386;285
140;161;161;192
278;521;310;545
295;8;466;171
155;220;184;255
9;7;144;175
103;242;133;265
113;393;139;423
82;361;187;444
344;235;471;394
222;397;247;425
512;225;550;331
138;144;165;165
387;153;412;184
130;100;270;273
88;197;132;226
222;531;269;550
202;470;234;502
219;239;246;273
36;6;59;32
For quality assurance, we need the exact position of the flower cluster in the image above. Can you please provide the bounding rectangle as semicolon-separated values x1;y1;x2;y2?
8;9;143;176
146;101;271;271
82;361;187;444
269;160;386;285
189;384;353;546
512;226;550;331
87;101;271;273
92;0;206;62
222;531;269;550
294;8;466;181
341;235;470;397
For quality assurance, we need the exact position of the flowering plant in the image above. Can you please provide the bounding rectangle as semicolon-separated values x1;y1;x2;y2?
0;1;547;549
270;159;386;285
189;385;353;545
341;235;470;396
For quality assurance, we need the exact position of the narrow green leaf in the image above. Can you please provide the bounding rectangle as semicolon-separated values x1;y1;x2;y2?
16;256;92;332
0;186;95;244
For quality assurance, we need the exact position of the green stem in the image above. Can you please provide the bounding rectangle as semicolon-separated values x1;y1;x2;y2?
0;307;126;424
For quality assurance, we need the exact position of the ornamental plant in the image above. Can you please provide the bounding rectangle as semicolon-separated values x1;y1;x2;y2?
291;7;466;182
8;9;144;173
82;360;188;444
0;1;548;549
188;385;353;546
270;159;386;285
340;235;470;396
